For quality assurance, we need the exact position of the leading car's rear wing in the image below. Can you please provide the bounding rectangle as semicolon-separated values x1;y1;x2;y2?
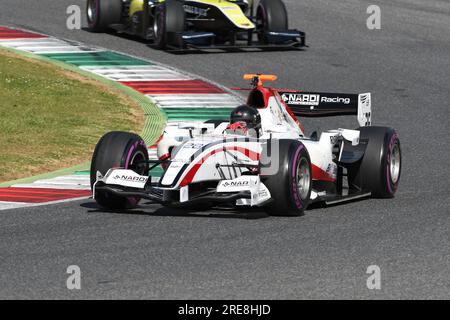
277;91;372;127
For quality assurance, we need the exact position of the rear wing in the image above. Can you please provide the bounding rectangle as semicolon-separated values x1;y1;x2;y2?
277;91;372;127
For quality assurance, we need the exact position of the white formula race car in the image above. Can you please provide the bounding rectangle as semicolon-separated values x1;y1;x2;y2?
91;74;401;216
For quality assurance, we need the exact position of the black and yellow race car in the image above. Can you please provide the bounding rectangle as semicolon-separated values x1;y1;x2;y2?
86;0;306;51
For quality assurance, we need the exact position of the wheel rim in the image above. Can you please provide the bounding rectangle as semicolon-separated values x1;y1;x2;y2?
296;158;310;200
128;150;147;175
389;143;401;184
87;0;97;24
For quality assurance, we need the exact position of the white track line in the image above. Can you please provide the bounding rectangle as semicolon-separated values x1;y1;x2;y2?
151;94;239;101
0;201;33;211
12;175;91;190
148;94;241;108
0;38;102;54
81;65;192;81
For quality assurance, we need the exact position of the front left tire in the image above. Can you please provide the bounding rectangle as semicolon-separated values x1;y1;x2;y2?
260;140;312;216
90;131;149;210
154;0;186;49
256;0;289;43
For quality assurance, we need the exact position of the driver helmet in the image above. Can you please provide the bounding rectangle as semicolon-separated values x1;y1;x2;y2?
228;105;262;134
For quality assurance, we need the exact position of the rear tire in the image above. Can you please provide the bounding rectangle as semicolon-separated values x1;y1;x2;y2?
86;0;122;32
154;0;186;49
260;140;312;216
348;126;401;198
90;131;149;210
256;0;289;43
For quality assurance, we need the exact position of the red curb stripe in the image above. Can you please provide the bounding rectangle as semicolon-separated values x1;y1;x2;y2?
0;187;91;195
0;27;46;40
0;188;88;196
0;194;76;201
120;80;225;95
0;188;90;203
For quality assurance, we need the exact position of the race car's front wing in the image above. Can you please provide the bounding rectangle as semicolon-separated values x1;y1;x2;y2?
94;182;252;207
93;169;269;208
165;29;306;52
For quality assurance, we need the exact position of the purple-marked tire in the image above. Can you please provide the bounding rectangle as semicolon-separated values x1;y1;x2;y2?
260;140;312;216
90;131;149;210
256;0;289;43
154;0;186;49
348;126;402;198
86;0;122;32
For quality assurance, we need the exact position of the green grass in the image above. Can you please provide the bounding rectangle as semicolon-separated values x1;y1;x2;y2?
0;49;143;183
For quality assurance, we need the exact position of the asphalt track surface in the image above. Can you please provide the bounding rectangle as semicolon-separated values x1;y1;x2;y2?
0;0;449;299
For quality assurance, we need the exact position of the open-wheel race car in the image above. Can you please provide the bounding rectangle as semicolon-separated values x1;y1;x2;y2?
86;0;306;51
91;74;401;216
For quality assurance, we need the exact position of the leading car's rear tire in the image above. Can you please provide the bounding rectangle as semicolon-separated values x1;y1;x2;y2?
260;140;312;216
256;0;289;43
154;0;186;49
90;131;149;210
86;0;122;32
348;126;401;198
